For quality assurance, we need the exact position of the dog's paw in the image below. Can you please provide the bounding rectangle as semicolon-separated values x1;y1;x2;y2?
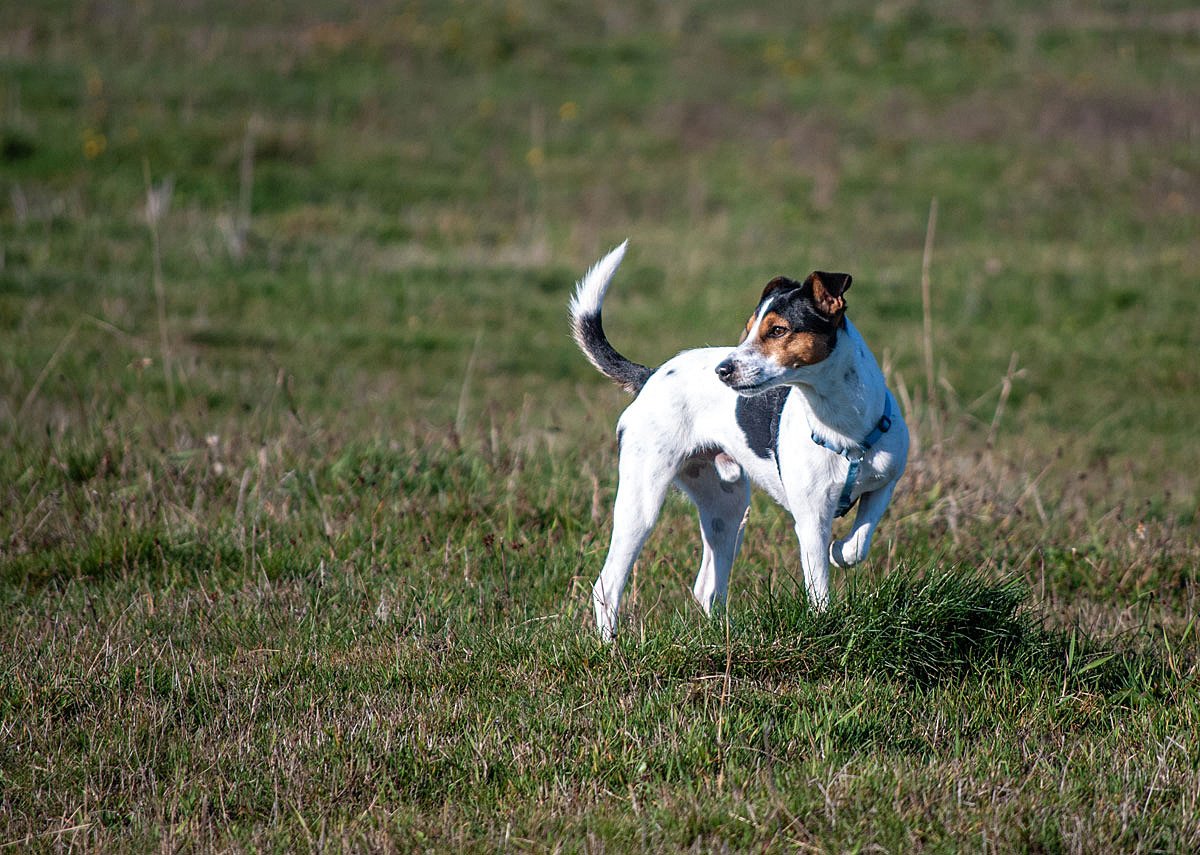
830;536;868;568
593;585;618;643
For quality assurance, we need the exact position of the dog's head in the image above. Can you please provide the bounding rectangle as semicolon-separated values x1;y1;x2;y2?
715;271;851;394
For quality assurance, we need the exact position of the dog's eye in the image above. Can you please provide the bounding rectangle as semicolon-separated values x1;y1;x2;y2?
767;325;788;338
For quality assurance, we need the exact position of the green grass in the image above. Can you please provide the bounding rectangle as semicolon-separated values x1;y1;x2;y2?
2;0;1199;851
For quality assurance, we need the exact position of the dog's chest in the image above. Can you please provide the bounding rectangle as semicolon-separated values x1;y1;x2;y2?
733;386;790;461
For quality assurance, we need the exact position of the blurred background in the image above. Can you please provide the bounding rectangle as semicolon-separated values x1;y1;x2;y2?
2;0;1197;539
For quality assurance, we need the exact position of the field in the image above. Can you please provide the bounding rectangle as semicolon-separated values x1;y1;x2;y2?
2;0;1199;851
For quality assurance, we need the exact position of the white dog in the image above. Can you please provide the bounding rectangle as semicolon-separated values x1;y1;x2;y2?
571;241;909;641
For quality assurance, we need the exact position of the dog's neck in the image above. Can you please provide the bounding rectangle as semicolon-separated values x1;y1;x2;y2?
789;319;886;445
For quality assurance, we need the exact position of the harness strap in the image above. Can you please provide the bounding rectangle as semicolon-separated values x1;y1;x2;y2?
810;393;894;518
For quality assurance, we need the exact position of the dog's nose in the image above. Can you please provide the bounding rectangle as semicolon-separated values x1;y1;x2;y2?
715;359;735;380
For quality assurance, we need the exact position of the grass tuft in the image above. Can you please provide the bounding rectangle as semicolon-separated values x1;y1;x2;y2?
608;567;1167;699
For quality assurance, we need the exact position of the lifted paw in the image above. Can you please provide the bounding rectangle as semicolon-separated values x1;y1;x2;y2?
830;537;867;568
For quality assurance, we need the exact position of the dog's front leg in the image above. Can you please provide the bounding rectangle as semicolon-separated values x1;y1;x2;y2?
792;503;836;610
830;480;899;568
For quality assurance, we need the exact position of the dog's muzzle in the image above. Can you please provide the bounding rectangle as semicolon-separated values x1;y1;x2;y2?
715;358;736;382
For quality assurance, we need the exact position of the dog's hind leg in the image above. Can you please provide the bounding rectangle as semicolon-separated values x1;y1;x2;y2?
676;456;751;616
592;447;677;642
830;480;899;568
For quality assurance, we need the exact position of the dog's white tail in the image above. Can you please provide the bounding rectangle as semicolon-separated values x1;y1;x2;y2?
569;240;652;395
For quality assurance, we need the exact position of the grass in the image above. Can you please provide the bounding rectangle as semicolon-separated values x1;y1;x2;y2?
2;0;1200;851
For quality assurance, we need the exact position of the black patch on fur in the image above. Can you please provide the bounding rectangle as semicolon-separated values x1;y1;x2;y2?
736;386;790;459
758;275;846;347
776;295;841;341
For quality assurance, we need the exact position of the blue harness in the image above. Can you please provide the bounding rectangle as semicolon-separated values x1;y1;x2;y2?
810;393;894;518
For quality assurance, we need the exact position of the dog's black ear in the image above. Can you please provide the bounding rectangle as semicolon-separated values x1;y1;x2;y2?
760;275;801;302
805;271;852;317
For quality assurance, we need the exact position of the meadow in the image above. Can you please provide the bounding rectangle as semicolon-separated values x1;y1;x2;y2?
1;0;1198;851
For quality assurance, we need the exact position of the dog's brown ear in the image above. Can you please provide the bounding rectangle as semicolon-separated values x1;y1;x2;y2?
760;275;800;302
806;271;852;317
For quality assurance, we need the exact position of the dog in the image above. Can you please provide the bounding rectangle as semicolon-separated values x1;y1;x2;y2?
570;240;909;641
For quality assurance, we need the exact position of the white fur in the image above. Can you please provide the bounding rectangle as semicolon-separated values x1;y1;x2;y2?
580;243;909;641
569;240;629;379
569;239;628;319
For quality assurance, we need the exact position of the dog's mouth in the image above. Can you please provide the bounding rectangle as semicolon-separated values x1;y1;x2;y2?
727;379;771;396
717;367;767;395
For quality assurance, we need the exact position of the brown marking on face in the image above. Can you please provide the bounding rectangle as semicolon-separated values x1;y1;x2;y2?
754;311;836;367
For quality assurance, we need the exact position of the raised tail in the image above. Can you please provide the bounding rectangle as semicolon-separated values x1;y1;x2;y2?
569;240;653;395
